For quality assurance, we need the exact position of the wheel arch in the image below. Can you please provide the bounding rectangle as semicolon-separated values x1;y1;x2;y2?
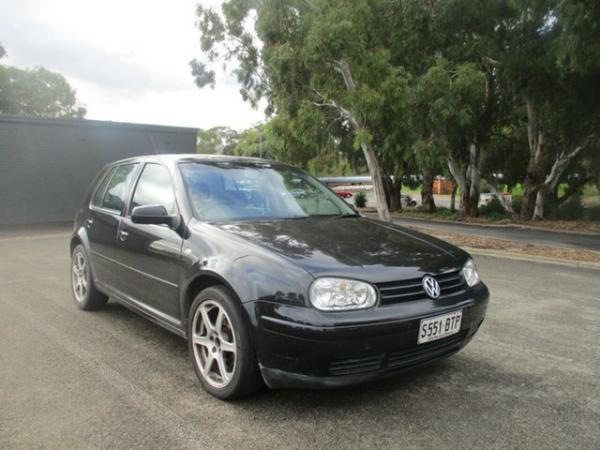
181;272;245;331
70;235;82;253
70;226;91;254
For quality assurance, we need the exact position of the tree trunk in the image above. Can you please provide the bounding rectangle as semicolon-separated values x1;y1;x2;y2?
532;139;592;219
393;176;402;211
521;99;545;220
484;179;516;217
362;142;392;221
421;168;436;212
447;143;481;217
334;59;392;222
384;174;402;212
450;183;458;212
461;190;479;217
558;175;593;206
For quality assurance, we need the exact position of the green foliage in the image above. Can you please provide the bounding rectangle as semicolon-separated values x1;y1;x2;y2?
197;126;239;154
413;206;457;218
479;198;507;217
557;197;585;220
192;0;600;221
511;196;523;215
556;0;600;74
233;125;272;158
354;190;367;208
585;205;600;221
0;65;85;118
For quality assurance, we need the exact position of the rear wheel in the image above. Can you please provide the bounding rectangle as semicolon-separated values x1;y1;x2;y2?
71;244;108;310
188;286;262;400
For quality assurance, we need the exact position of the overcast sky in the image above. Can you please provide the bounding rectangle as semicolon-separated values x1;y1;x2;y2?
0;0;265;130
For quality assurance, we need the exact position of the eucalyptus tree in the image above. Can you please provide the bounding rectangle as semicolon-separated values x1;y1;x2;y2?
385;0;513;217
197;126;240;155
0;65;86;118
191;0;414;222
498;0;600;219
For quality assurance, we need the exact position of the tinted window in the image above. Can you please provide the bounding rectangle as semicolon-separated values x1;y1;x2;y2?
100;164;137;213
179;162;356;222
91;167;116;207
130;164;176;214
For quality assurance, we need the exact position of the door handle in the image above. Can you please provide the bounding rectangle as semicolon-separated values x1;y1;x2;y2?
118;229;129;241
86;218;94;228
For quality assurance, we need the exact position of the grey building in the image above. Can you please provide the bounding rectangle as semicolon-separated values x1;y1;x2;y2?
0;115;197;225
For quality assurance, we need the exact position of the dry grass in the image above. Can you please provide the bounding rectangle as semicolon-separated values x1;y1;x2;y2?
412;226;600;263
393;211;600;234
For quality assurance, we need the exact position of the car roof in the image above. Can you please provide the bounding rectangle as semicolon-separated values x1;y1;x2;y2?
107;153;281;167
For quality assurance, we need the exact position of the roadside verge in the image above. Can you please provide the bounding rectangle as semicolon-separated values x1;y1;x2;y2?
391;212;600;237
408;224;600;270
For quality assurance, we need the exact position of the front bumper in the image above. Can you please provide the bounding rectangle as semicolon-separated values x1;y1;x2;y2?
246;282;489;389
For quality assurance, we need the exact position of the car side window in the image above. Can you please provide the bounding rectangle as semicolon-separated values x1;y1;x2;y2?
91;167;116;208
130;163;177;215
99;164;138;213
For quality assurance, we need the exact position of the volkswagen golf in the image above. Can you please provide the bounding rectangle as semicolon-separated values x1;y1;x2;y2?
70;154;489;399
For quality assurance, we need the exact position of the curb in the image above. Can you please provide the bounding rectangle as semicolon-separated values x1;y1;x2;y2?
392;215;600;237
463;247;600;271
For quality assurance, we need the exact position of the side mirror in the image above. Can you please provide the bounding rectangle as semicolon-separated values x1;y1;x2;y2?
131;204;180;228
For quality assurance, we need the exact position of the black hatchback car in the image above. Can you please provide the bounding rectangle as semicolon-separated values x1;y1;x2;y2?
70;154;488;399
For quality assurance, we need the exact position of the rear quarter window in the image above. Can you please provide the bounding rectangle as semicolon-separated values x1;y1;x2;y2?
91;167;116;207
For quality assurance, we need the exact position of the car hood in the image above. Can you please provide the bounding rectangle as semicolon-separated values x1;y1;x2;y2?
215;217;465;281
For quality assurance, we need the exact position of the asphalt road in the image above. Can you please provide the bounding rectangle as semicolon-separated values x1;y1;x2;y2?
392;217;600;252
1;227;599;449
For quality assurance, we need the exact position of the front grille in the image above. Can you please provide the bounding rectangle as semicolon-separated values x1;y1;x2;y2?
375;270;466;305
328;332;467;376
387;331;467;370
329;355;383;376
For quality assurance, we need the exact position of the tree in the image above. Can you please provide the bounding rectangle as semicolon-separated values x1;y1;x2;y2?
498;0;600;219
233;124;271;158
410;59;491;216
192;0;417;222
0;42;6;59
384;0;513;217
0;65;86;118
197;126;240;154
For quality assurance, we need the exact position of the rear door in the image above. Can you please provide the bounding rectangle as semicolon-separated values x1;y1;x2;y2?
86;163;139;290
113;162;183;321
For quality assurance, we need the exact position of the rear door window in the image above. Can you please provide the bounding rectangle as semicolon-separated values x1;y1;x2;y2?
99;164;138;214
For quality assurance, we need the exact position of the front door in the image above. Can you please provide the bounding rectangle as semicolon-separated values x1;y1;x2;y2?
113;163;183;322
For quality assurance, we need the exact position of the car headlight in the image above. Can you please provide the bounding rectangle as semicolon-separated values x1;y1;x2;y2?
309;278;377;311
462;258;481;287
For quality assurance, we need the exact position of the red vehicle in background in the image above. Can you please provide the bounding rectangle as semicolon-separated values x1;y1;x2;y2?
334;190;353;199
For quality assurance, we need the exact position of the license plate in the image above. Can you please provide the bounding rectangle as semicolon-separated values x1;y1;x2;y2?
418;310;462;344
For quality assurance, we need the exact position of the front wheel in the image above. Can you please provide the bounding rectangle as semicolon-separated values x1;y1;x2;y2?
188;286;262;400
71;244;108;310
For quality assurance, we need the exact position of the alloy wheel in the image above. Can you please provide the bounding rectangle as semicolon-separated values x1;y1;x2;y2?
191;300;237;388
71;250;88;303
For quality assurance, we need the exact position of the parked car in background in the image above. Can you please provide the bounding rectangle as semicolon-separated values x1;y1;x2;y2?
70;154;488;399
334;189;353;199
480;192;511;206
402;194;418;207
479;192;497;205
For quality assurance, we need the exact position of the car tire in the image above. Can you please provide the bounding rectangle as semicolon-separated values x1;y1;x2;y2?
188;286;263;400
70;244;108;311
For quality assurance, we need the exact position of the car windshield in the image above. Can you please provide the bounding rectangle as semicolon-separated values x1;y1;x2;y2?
179;161;357;222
